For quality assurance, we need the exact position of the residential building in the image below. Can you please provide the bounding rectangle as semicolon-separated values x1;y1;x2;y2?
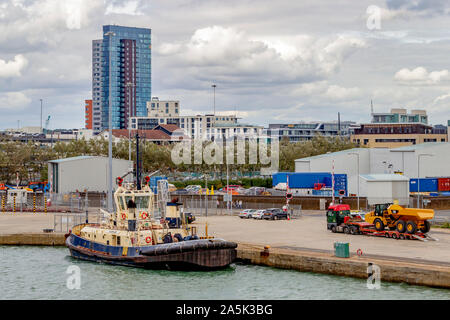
97;125;188;144
350;123;447;148
147;97;179;117
267;121;356;142
92;25;151;132
91;39;102;133
85;99;93;129
350;108;447;148
130;114;263;140
371;108;428;125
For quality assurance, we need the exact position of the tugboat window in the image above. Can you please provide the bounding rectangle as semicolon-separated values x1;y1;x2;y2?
135;196;149;209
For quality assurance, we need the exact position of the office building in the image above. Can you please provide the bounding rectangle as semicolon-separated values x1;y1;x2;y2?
85;99;93;130
147;97;179;117
267;121;356;142
91;25;151;132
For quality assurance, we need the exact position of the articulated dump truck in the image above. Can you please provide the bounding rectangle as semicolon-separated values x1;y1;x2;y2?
364;203;434;234
327;203;435;241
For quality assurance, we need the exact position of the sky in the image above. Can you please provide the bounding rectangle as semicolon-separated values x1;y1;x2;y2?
0;0;449;130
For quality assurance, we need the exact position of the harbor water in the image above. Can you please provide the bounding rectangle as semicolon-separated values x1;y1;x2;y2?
1;246;449;300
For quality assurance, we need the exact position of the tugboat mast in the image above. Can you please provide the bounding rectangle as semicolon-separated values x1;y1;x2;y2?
136;133;141;190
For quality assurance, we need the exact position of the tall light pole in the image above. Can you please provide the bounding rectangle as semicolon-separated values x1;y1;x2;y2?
40;99;43;133
212;84;216;123
105;30;116;212
126;82;135;165
417;153;433;208
348;152;360;210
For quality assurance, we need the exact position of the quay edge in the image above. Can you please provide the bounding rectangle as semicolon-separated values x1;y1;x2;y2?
1;233;449;289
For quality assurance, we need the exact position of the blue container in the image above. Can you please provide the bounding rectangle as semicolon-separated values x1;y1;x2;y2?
149;176;167;194
409;178;438;192
272;172;347;196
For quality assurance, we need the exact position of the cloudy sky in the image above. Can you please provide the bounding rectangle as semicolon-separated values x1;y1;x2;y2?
0;0;449;129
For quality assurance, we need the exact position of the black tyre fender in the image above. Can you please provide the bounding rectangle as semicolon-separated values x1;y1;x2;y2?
406;221;417;234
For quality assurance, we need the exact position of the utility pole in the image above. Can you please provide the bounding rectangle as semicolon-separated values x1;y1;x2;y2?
126;82;135;168
40;99;43;133
212;84;216;125
105;31;116;212
348;152;360;210
417;154;433;208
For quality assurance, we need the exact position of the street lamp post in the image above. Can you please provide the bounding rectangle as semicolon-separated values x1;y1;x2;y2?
417;153;433;208
105;31;116;212
40;99;43;133
212;84;216;125
348;152;360;210
126;82;135;167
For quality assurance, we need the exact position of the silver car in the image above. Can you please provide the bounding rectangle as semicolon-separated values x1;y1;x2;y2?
252;210;266;220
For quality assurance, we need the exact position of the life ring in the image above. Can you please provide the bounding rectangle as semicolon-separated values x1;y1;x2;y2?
122;213;127;220
356;249;363;257
141;212;148;219
145;236;152;244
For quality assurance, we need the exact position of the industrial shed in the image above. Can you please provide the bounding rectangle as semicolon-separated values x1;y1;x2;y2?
360;174;410;206
48;156;132;194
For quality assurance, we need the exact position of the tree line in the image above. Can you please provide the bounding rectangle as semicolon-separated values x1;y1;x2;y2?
0;135;357;185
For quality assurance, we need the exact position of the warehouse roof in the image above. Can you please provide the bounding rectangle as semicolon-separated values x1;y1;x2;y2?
48;156;95;163
360;174;409;182
390;142;449;152
48;156;129;163
295;148;365;162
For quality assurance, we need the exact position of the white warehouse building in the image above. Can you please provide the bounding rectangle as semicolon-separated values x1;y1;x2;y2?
294;142;450;197
48;156;132;194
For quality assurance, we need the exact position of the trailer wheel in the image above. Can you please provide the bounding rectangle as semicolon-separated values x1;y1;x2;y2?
350;227;357;235
344;227;350;234
420;221;431;233
399;234;405;240
406;221;417;234
396;220;406;233
331;225;337;233
374;219;384;231
385;232;390;238
392;233;398;239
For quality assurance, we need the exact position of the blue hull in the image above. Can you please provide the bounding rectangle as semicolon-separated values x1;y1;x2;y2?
66;233;237;270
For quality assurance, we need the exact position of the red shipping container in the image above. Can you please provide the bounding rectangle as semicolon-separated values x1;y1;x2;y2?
438;178;450;192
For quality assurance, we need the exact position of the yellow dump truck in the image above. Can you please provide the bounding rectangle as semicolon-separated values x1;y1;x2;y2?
365;203;434;234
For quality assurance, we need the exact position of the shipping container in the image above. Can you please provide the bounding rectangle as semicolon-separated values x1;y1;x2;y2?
438;178;450;192
149;176;167;194
272;172;347;196
409;178;438;193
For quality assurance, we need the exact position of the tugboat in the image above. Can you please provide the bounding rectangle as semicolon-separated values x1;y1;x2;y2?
65;135;237;270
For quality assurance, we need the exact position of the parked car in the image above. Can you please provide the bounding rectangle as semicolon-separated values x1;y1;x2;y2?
239;209;257;219
252;209;266;220
263;208;289;220
173;188;188;195
185;185;202;191
223;185;241;192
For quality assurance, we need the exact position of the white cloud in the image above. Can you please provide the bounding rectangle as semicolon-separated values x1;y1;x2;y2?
156;26;366;87
0;55;28;77
0;92;31;110
105;0;143;16
394;67;450;85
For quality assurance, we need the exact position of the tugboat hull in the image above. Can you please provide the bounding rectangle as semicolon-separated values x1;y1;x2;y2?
66;234;237;270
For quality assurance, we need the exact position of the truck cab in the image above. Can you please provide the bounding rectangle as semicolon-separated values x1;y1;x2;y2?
326;204;351;232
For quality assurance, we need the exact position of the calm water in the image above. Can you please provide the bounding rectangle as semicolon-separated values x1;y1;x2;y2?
1;246;449;300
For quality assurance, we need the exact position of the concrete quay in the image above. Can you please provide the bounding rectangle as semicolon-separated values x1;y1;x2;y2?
1;212;450;288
